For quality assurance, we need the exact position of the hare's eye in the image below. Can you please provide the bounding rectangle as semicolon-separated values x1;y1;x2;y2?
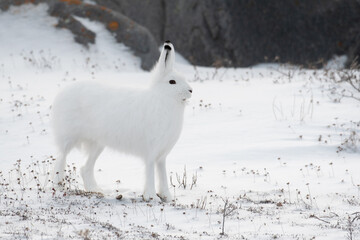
169;80;176;84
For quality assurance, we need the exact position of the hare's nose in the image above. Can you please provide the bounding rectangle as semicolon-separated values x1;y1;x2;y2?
189;90;192;93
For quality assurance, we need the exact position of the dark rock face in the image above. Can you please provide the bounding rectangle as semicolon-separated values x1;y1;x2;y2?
93;0;165;44
223;0;360;68
163;1;232;67
2;0;360;68
346;23;360;66
95;0;360;68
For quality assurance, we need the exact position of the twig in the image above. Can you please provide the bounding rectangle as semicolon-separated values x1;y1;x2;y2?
309;214;330;224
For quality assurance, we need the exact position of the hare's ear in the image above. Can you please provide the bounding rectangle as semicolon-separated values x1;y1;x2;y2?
156;41;175;74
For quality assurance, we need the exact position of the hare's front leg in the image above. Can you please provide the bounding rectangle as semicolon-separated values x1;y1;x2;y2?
156;159;173;202
143;160;161;202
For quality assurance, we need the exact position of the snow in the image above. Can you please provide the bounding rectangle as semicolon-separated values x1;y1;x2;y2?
324;55;348;70
1;3;360;239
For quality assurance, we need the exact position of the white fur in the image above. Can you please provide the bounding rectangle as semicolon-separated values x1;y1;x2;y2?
51;42;192;202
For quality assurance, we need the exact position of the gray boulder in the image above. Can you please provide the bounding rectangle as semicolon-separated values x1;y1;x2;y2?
1;0;159;70
48;0;159;70
95;0;360;68
2;0;360;68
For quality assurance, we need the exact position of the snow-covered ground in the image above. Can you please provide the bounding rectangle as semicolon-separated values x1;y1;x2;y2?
1;4;360;239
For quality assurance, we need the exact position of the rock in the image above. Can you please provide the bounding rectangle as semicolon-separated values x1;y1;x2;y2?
95;0;360;68
2;0;360;68
0;0;12;11
0;0;42;11
1;0;159;71
345;24;360;67
48;0;159;70
55;14;95;47
93;0;164;44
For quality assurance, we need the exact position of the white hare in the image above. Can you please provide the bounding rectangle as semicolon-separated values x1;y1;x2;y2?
51;41;192;202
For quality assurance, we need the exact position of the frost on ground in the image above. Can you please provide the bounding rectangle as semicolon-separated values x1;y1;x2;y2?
1;4;360;240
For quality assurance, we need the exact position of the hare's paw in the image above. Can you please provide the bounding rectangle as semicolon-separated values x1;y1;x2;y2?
84;185;103;194
81;167;103;193
82;179;103;193
143;190;161;202
52;180;65;191
82;178;102;193
52;168;65;183
52;173;65;190
157;190;173;202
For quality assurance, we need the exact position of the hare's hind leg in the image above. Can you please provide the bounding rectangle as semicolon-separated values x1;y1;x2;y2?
80;142;104;192
53;140;75;187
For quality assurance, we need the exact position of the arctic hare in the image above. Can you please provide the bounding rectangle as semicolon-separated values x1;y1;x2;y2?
52;41;192;202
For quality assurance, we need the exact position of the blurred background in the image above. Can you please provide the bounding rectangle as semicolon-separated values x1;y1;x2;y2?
1;0;360;70
1;2;360;238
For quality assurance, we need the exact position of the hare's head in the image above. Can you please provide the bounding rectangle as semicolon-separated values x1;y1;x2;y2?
152;41;192;102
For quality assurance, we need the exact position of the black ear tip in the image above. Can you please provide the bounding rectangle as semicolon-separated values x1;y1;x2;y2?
164;45;172;51
165;40;171;43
